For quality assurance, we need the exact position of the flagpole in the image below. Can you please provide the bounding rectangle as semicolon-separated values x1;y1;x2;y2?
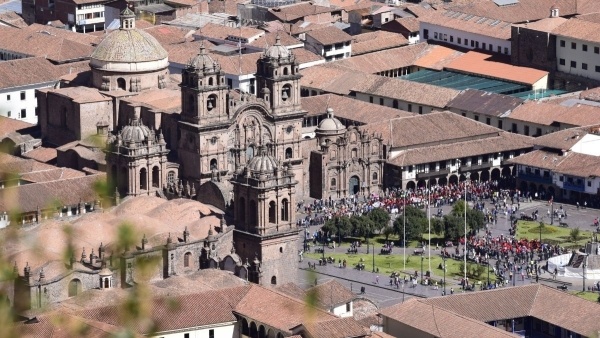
403;191;406;273
428;180;431;274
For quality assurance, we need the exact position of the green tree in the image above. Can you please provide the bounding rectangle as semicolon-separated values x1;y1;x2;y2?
368;208;391;233
352;215;375;242
443;214;467;241
382;226;395;242
569;227;581;244
393;206;427;242
322;215;352;243
451;200;485;233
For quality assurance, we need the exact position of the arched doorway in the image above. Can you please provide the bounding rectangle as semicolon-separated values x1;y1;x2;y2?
406;181;415;190
480;170;490;182
417;179;426;188
349;176;360;195
519;181;528;193
271;276;277;285
152;166;160;188
438;176;448;186
470;172;479;182
140;168;147;190
241;318;250;336
501;166;512;178
281;198;289;221
250;322;258;338
117;78;126;90
491;168;501;180
428;178;437;187
459;174;466;182
68;279;81;297
449;175;458;185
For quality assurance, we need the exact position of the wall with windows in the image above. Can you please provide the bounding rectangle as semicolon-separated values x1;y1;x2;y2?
420;22;511;55
304;35;352;62
352;92;436;115
0;83;57;125
153;322;236;338
556;36;600;81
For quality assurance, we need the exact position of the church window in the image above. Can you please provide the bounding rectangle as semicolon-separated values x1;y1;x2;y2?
271;276;277;285
210;159;218;170
285;147;292;159
351;148;358;158
281;198;289;221
208;77;214;86
188;94;195;114
167;171;175;184
372;172;378;182
68;279;81;297
372;144;378;154
246;146;255;161
330;178;337;190
117;78;126;90
283;67;289;75
281;84;291;102
184;252;191;267
330;150;337;159
140;168;148;190
268;201;276;223
152;166;160;188
279;247;283;253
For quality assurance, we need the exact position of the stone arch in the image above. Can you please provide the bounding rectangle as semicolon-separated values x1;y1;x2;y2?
529;183;537;194
519;181;528;193
222;255;237;272
285;147;292;159
470;172;479;182
372;172;378;182
501;166;512;178
250;322;258;338
491;168;501;180
140;168;147;190
197;181;227;211
117;77;126;90
208;77;214;86
538;185;546;198
349;175;360;195
241;318;250;336
417;179;426;188
152;166;160;188
269;201;276;223
184;252;192;268
207;94;217;112
406;181;416;190
548;186;556;200
271;275;277;285
428;178;437;186
281;84;291;102
439;176;448;186
283;67;289;75
330;177;337;190
449;175;458;185
281;198;289;221
210;158;218;170
68;279;82;297
480;169;490;182
249;200;257;227
259;324;267;338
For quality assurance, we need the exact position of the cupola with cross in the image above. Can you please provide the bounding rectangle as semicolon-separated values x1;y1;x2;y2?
180;41;229;126
256;34;302;115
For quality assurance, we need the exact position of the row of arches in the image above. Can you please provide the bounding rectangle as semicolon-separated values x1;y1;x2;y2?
405;167;515;190
240;318;285;338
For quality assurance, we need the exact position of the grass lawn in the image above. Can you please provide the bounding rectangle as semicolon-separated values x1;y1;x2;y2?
568;291;600;302
305;249;493;284
516;221;593;247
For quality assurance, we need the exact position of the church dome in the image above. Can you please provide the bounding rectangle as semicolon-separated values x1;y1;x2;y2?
246;146;279;173
120;118;151;143
317;108;345;134
188;41;220;72
265;34;290;59
90;8;168;73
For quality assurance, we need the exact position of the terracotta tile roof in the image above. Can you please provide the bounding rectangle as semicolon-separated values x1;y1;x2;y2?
389;131;533;166
446;89;524;117
21;147;58;164
163;40;216;65
380;298;521;338
328;0;380;10
291;47;325;65
0;153;57;175
288;21;331;35
412;44;464;70
0;26;94;63
164;0;199;6
393;17;420;32
208;0;246;16
212;52;261;75
18;312;145;338
77;288;238;334
46;86;111;104
234;284;338;332
0;57;64;90
361;111;501;149
143;24;191;45
22;23;100;46
333;43;429;74
417;284;600;336
445;51;548;86
300;64;372;95
308;279;355;309
552;17;600;44
444;0;577;24
269;3;335;22
0;173;104;213
123;89;181;113
508;101;600;127
301;94;414;124
370;331;396;338
531;125;600;150
198;23;264;41
0;10;27;28
248;31;303;49
300;317;369;338
579;87;600;102
513;17;567;33
306;26;352;45
274;282;308;300
0;116;33;137
20;167;86;183
351;31;408;56
404;3;436;17
510;147;600;178
351;75;460;108
420;9;512;40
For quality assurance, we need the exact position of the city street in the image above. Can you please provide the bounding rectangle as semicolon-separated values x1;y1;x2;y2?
294;198;600;308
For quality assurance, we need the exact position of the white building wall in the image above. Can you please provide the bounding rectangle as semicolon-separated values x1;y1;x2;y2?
305;35;351;62
353;92;435;115
332;302;353;317
420;22;511;55
571;134;600;156
151;323;235;338
556;36;600;81
0;83;57;125
408;32;420;45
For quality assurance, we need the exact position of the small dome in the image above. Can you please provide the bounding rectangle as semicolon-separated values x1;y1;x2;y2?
265;34;290;59
246;146;279;173
99;267;112;277
90;9;168;72
188;41;220;72
317;108;345;133
120;118;151;143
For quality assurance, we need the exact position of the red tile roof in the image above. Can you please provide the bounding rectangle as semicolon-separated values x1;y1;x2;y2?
0;116;33;138
351;31;408;56
445;51;549;86
420;9;512;39
0;57;63;90
412;44;464;70
306;26;352;45
552;17;600;44
333;43;430;74
508;100;600;127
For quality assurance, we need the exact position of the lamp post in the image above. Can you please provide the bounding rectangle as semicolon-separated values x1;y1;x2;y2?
322;233;326;263
487;261;490;288
420;256;424;285
464;172;470;283
402;282;405;303
372;243;376;273
403;191;406;273
550;199;554;225
443;256;447;295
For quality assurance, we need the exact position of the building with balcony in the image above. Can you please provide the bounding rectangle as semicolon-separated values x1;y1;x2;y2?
509;124;600;204
305;26;352;62
21;0;108;32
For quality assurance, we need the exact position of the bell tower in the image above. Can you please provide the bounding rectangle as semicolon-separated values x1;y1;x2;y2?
180;42;229;126
256;35;302;116
231;146;299;286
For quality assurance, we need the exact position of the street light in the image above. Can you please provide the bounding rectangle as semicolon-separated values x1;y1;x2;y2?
421;256;424;285
443;256;447;295
371;243;376;273
487;261;490;288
